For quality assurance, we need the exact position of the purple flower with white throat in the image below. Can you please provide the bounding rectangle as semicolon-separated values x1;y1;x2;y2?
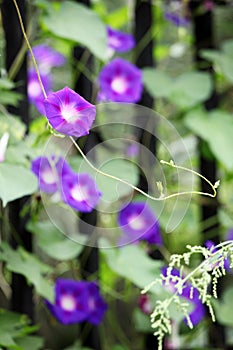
98;58;143;103
162;267;205;326
31;44;66;74
46;279;90;325
44;87;96;138
107;26;135;53
61;172;102;213
118;201;162;246
46;279;107;325
31;156;72;193
0;132;9;163
28;69;51;114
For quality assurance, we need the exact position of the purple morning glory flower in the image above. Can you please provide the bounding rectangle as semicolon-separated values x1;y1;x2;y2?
85;282;108;325
61;172;102;213
28;69;52;114
138;294;153;315
118;201;162;246
107;26;135;53
125;142;140;158
164;12;189;27
46;279;107;325
162;267;205;326
44;87;96;138
98;58;143;103
31;156;73;193
226;228;233;241
205;240;231;272
31;44;66;74
46;279;90;325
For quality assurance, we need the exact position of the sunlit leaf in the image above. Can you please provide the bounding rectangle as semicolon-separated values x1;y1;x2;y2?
0;242;53;302
100;244;162;291
42;0;107;60
27;220;84;261
185;108;233;170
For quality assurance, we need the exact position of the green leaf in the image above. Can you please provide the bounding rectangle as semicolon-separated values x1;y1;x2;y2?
0;91;22;107
133;309;152;333
200;49;220;62
0;114;26;142
5;141;37;165
169;72;213;108
0;164;37;207
16;336;43;350
100;244;162;290
96;159;139;202
201;41;233;83
27;220;84;261
219;55;233;83
143;69;212;108
42;0;107;60
0;309;36;349
184;108;233;170
0;78;15;90
222;39;233;57
143;68;173;98
63;340;92;350
0;242;54;301
213;286;233;326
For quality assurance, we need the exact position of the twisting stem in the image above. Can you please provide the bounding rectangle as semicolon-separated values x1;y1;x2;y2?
12;0;47;99
70;137;219;202
12;0;219;203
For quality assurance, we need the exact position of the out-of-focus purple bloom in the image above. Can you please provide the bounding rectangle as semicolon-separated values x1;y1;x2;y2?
31;156;73;193
28;69;51;114
138;294;153;315
98;58;143;103
126;142;140;158
61;172;102;213
44;87;96;137
162;267;205;326
118;201;162;246
205;240;231;271
164;12;189;27
46;279;107;325
0;132;9;163
226;228;233;241
31;44;66;74
85;282;108;325
107;26;135;53
204;0;214;11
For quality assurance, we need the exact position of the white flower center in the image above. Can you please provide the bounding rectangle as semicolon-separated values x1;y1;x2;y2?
28;81;41;98
41;168;56;184
111;76;128;94
60;294;76;312
128;214;145;230
71;184;89;202
61;105;79;123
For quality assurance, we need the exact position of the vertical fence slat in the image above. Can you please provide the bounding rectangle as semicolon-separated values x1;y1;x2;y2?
190;1;225;348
